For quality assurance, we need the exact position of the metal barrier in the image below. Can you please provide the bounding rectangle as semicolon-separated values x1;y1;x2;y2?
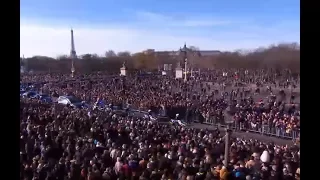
204;118;300;140
124;103;300;141
242;122;300;140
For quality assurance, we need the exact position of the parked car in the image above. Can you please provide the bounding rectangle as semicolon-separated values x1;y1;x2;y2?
93;99;107;110
155;117;173;125
22;91;38;98
20;83;28;89
113;110;128;117
20;88;26;96
171;119;188;127
57;96;86;108
38;94;52;103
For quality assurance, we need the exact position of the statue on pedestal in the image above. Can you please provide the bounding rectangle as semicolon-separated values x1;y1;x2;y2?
120;61;127;76
175;60;183;79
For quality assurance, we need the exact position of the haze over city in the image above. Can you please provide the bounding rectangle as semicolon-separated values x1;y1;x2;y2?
21;0;299;58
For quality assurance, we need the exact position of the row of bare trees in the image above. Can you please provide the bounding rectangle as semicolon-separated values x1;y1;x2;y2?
21;43;299;73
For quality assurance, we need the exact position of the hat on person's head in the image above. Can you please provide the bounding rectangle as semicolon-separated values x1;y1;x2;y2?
235;171;244;178
252;152;260;158
199;168;205;173
220;169;229;180
220;166;227;178
260;150;270;163
272;165;277;171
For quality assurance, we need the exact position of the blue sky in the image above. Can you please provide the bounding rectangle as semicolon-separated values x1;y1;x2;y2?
21;0;300;57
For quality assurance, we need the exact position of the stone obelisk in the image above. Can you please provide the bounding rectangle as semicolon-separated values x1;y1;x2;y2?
70;29;77;77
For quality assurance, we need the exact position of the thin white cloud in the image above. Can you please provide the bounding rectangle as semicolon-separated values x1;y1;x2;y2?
181;20;233;27
20;18;299;58
134;11;236;27
135;11;172;22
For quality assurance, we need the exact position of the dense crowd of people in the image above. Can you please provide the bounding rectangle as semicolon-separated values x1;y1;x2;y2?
20;69;300;180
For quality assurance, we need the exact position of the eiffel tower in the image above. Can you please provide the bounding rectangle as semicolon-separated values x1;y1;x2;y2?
70;29;77;77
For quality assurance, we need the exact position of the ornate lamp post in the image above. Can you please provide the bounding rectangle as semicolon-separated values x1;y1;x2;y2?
179;43;191;123
224;119;233;167
180;43;188;82
71;61;75;78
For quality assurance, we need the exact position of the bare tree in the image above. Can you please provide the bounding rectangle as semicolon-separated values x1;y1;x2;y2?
81;54;93;59
132;53;157;70
57;55;68;60
92;54;99;58
117;51;131;57
188;46;200;51
24;43;300;74
105;50;116;57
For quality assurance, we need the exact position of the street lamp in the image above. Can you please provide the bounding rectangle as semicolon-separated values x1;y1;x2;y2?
224;119;233;167
71;60;75;78
179;43;190;123
180;43;188;82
